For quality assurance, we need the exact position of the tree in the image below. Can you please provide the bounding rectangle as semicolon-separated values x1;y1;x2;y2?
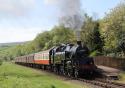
100;2;125;56
81;14;103;52
33;31;52;51
51;25;75;45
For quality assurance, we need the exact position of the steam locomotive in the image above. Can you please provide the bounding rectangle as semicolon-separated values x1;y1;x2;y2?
15;41;97;78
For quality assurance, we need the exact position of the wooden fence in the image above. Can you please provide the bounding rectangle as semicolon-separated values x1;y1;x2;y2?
94;56;125;70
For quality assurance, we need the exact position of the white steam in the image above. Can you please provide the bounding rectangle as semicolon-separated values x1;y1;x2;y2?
58;0;83;30
44;0;83;40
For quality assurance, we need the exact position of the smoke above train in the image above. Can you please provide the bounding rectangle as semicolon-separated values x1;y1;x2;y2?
47;0;84;41
58;0;83;31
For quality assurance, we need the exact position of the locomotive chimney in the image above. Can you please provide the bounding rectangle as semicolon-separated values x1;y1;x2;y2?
75;30;82;46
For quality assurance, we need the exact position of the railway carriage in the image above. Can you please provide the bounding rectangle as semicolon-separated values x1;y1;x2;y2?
27;54;34;64
34;50;50;65
25;54;34;67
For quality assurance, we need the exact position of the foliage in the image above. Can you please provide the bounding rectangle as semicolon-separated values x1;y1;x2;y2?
33;31;52;51
117;72;125;83
100;2;125;56
33;25;75;51
51;25;75;45
81;14;103;52
90;50;102;57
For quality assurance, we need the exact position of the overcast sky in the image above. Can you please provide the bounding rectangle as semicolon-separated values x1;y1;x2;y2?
0;0;121;43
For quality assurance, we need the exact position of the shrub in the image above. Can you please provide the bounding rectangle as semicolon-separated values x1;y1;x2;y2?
90;50;102;57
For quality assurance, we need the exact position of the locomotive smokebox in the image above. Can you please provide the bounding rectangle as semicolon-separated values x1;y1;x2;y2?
75;30;82;46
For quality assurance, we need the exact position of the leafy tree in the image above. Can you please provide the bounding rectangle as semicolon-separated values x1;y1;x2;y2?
81;14;103;52
32;25;75;51
100;2;125;56
33;31;53;51
51;25;75;45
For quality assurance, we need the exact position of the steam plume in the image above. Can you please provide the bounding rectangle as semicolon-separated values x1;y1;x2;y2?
58;0;83;31
45;0;83;40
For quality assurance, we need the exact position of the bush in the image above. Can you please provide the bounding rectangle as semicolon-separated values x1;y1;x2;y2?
90;50;102;57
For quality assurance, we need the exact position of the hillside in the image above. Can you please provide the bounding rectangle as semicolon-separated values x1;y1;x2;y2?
0;42;27;47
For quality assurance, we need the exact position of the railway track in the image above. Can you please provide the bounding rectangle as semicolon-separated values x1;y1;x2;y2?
17;64;125;88
77;78;125;88
50;71;125;88
46;70;125;88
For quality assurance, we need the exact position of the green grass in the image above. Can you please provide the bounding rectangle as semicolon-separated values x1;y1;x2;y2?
0;62;88;88
116;72;125;83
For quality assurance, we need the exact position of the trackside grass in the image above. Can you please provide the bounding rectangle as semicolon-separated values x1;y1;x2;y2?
0;62;88;88
117;72;125;83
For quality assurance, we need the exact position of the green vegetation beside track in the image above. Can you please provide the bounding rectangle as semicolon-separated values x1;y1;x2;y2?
0;62;88;88
117;72;125;83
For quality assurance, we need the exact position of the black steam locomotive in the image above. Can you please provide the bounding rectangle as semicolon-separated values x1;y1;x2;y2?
15;41;97;78
50;41;96;77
